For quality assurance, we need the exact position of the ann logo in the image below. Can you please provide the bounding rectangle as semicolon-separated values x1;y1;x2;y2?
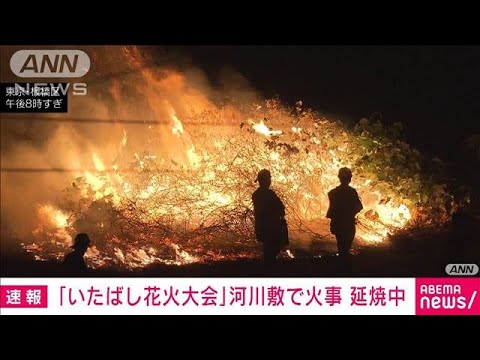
10;50;90;78
445;263;479;276
20;54;79;74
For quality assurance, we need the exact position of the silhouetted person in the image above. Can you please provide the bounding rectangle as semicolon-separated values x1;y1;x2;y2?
64;233;91;274
327;168;363;267
252;169;286;264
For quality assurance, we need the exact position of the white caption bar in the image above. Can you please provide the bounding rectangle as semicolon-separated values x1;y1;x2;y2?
1;277;415;315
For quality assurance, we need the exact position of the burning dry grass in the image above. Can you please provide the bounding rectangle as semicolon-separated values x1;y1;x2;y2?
19;46;452;269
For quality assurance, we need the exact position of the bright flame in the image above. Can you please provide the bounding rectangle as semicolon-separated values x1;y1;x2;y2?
92;153;106;171
24;48;434;270
37;204;69;229
171;113;185;137
121;129;128;147
33;204;72;247
171;243;198;264
187;146;201;168
250;119;283;137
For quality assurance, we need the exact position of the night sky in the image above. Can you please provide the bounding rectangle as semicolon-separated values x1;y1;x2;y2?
176;46;480;160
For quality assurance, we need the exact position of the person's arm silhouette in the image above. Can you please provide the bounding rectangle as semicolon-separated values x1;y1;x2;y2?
353;189;363;215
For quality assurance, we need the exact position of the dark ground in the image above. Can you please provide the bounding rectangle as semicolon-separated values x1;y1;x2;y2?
2;221;479;278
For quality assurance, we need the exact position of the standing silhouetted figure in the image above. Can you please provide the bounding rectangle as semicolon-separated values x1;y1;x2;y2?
327;168;363;266
64;233;91;274
252;169;286;264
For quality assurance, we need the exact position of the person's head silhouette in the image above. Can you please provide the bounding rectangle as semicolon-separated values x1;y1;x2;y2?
71;233;91;256
256;169;272;189
338;167;352;185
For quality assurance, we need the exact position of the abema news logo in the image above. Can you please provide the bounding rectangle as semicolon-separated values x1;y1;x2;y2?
416;278;479;315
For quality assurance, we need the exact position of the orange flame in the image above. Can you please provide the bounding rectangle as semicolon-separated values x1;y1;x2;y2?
26;47;422;269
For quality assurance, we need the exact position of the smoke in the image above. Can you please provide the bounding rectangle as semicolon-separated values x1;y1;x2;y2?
0;45;263;253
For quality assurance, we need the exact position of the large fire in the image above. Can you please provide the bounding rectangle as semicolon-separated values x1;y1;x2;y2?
21;46;427;270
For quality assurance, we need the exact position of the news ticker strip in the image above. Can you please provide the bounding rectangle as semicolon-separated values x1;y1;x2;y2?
1;278;478;315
